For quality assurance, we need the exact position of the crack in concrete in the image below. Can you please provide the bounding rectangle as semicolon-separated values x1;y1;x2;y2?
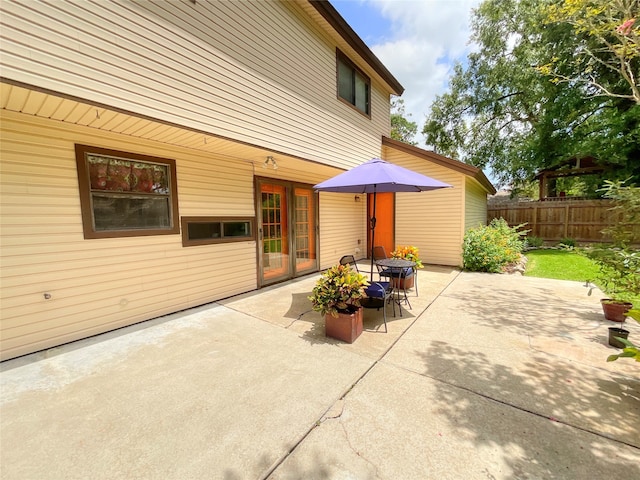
319;398;345;423
263;270;463;479
337;409;383;479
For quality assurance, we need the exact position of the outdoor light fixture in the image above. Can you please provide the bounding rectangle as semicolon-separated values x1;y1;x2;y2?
263;156;278;170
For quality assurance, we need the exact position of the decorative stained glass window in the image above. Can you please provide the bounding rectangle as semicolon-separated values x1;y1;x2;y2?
75;144;179;239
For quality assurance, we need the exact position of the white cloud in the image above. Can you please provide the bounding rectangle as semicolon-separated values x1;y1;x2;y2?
366;0;481;147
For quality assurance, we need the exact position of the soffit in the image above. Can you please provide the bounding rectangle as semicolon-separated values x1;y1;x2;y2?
0;81;339;178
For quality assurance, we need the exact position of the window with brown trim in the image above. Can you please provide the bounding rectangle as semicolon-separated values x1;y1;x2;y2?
337;50;370;116
181;217;255;246
75;144;179;239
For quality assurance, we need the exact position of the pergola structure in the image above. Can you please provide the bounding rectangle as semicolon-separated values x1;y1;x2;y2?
535;156;609;200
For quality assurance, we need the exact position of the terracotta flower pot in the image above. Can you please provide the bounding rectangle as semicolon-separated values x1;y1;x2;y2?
325;306;363;343
600;299;633;322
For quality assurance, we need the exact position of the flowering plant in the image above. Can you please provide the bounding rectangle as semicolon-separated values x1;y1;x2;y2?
391;245;424;269
308;264;369;317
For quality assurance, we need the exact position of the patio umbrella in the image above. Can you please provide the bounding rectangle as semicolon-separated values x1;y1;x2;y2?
314;158;452;280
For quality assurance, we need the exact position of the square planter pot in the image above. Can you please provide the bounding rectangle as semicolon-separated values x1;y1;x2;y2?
325;307;363;343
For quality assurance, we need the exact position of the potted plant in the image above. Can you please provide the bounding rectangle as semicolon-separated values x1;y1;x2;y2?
607;323;630;348
608;309;639;359
591;246;635;321
600;298;633;322
592;246;636;321
585;181;639;323
308;263;369;343
390;245;423;289
607;308;632;348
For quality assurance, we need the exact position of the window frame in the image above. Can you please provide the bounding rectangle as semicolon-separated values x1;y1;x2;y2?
75;144;180;239
181;216;256;247
336;49;371;117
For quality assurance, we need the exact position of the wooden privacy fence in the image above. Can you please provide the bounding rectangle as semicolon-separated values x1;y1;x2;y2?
487;200;621;243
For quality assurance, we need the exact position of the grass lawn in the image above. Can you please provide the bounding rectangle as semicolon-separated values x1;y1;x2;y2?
524;249;600;283
525;249;640;308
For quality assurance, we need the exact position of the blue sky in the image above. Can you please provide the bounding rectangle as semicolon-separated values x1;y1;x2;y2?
331;0;481;149
332;1;394;45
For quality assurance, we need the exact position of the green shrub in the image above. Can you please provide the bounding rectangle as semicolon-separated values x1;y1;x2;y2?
558;237;576;248
525;236;543;248
462;218;526;272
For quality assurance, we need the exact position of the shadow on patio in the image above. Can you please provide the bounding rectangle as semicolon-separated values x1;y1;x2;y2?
218;263;461;359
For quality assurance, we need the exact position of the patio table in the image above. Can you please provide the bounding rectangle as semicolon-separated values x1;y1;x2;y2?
375;258;415;313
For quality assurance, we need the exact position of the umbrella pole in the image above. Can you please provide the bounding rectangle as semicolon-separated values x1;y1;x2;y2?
369;187;377;282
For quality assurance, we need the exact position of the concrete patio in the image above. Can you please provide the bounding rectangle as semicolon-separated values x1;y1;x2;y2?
1;265;639;479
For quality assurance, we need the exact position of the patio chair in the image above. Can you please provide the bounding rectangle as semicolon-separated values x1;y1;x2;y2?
373;245;417;297
339;255;394;332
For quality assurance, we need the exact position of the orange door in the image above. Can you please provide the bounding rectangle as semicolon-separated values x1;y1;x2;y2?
367;192;394;257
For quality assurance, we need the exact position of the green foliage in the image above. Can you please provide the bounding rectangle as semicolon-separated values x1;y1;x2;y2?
525;235;544;248
390;97;418;145
541;0;640;104
391;245;424;269
606;337;640;362
308;264;369;318
588;247;640;302
600;179;640;245
525;249;600;281
558;237;577;248
462;218;526;272
423;0;640;188
585;180;640;303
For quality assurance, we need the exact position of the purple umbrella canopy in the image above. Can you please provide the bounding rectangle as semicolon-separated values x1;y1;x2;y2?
313;158;451;193
314;158;452;279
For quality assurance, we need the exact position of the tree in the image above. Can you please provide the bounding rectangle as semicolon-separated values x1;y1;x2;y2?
390;97;418;145
539;0;639;104
423;0;640;188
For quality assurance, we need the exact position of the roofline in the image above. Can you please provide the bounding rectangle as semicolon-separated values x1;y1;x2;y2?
382;136;497;194
308;0;404;95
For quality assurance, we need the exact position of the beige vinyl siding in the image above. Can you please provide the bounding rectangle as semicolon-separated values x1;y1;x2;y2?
0;0;389;169
383;150;465;267
465;177;489;230
317;193;368;270
0;111;264;360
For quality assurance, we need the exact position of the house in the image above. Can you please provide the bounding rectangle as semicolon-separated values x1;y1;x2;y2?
382;137;496;266
0;0;494;360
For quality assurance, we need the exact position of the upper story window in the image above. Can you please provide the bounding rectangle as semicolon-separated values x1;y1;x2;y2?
336;50;370;116
75;144;179;239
